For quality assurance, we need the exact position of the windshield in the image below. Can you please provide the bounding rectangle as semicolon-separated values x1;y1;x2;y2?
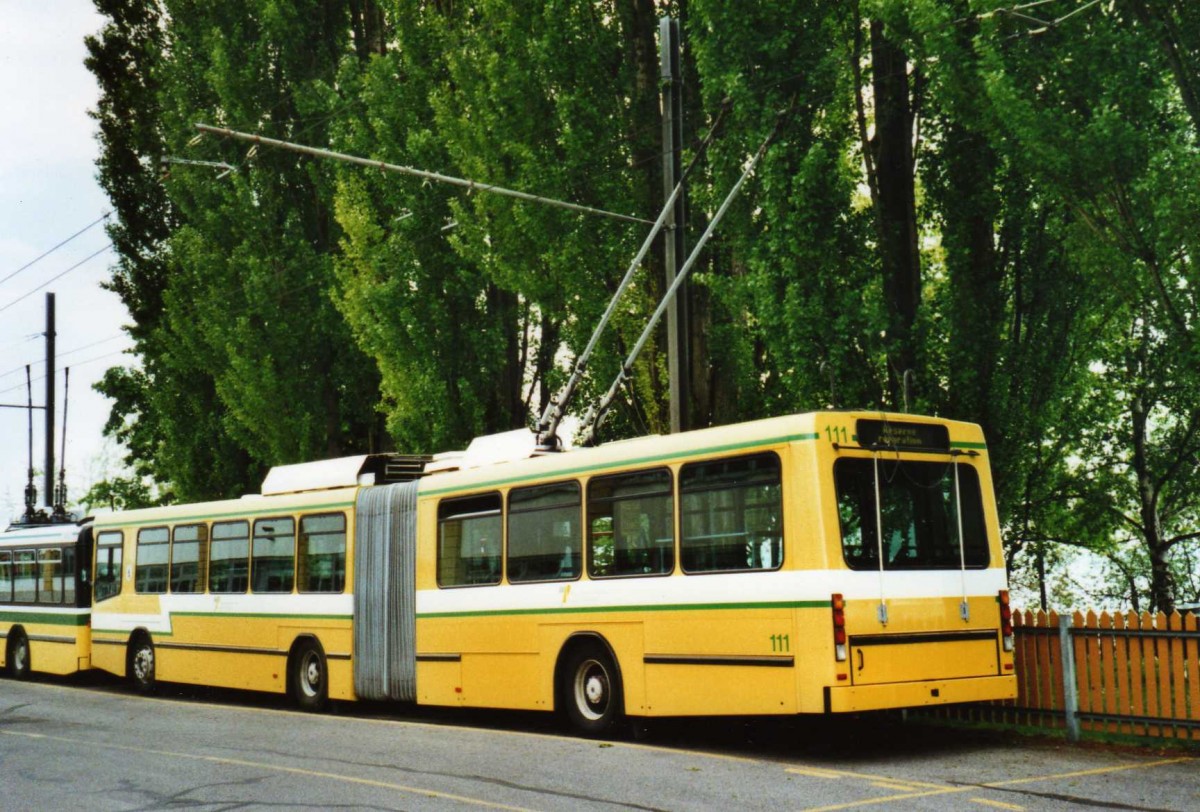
835;458;989;570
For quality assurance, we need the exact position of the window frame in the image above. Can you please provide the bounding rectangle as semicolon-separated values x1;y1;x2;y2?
37;547;64;604
170;523;208;594
834;457;991;571
208;520;250;594
135;526;170;595
298;512;347;594
94;531;124;603
586;467;675;580
506;480;583;585
251;516;296;594
436;492;503;588
679;451;785;575
0;550;11;603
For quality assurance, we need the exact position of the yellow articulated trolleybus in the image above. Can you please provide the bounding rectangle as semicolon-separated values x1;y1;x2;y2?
89;411;1017;731
1;519;93;679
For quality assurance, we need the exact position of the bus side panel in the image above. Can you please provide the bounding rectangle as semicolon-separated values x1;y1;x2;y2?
642;609;797;717
90;634;127;676
159;647;285;693
27;637;85;675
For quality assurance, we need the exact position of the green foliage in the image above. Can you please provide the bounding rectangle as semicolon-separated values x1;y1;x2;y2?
86;0;1199;610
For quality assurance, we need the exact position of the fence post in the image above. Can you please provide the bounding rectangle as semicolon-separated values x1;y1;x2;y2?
1059;614;1080;742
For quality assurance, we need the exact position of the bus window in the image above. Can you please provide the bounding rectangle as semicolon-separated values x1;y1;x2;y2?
587;469;674;578
299;514;345;593
94;531;123;602
135;527;170;594
63;546;76;604
171;524;207;593
38;548;63;603
13;550;37;602
508;481;581;583
680;453;783;573
252;518;295;593
209;521;250;593
0;551;10;602
835;459;989;570
437;493;501;587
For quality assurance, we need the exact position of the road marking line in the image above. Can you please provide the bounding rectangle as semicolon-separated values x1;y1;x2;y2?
785;766;945;790
0;729;536;811
787;767;849;779
985;757;1193;788
970;799;1024;811
797;756;1195;812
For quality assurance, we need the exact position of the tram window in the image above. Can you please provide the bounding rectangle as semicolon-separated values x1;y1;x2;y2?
437;493;501;587
13;549;37;602
253;517;295;593
835;459;989;570
63;546;76;603
38;548;63;604
680;453;783;573
0;551;10;602
209;521;250;593
94;531;124;602
171;524;207;593
588;469;674;578
299;514;345;593
508;481;581;583
135;527;170;594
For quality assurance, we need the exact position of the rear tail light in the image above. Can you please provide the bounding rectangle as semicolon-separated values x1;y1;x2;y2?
999;589;1014;652
832;593;847;661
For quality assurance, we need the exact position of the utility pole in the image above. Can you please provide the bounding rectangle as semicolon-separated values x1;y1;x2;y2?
660;17;689;434
44;292;55;507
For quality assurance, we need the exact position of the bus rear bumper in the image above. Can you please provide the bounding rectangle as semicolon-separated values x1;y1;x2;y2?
824;674;1018;713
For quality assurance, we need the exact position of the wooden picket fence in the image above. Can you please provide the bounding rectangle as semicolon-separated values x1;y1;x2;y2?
936;609;1200;742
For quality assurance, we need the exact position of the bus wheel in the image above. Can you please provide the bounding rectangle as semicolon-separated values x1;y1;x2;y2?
129;636;156;693
7;631;31;680
291;640;327;712
561;643;622;736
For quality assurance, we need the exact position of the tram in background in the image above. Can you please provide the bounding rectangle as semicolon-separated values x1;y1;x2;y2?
0;518;92;678
88;411;1017;732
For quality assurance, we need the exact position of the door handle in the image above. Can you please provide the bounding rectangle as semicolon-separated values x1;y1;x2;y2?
856;649;865;672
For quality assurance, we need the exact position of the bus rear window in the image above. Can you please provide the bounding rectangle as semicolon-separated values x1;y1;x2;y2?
835;458;989;570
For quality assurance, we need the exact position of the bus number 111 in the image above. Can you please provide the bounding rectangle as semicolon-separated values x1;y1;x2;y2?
770;634;790;653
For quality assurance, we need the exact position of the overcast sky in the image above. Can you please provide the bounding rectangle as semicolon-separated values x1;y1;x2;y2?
0;1;132;522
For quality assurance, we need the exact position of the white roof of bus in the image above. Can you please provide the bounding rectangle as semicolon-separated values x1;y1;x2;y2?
0;521;82;547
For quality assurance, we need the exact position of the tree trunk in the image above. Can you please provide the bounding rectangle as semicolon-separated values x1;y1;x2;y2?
869;20;921;410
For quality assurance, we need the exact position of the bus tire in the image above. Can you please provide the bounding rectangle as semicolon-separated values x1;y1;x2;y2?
7;630;31;680
560;642;622;736
128;635;156;693
290;639;327;712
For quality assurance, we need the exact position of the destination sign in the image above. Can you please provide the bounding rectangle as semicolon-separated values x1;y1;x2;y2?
856;419;950;451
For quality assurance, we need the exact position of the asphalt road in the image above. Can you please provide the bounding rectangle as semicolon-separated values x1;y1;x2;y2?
0;674;1196;811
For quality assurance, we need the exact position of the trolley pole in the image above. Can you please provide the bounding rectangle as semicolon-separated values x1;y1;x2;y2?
44;293;56;507
661;17;689;434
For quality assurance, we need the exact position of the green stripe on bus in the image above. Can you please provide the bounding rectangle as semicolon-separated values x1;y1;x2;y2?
416;599;831;620
951;441;988;450
421;432;822;497
0;610;89;626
